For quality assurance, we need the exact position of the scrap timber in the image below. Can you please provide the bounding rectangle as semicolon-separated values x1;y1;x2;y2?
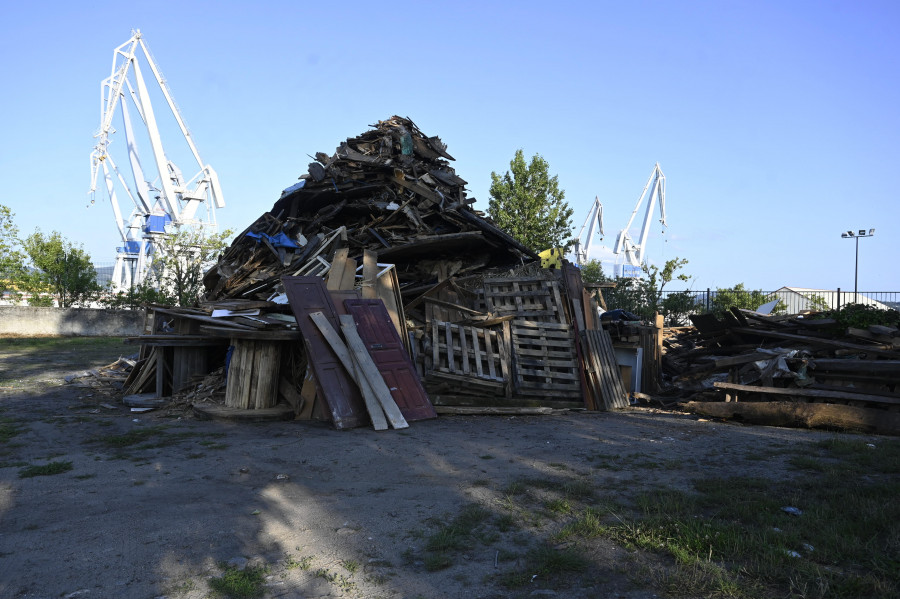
665;307;900;435
123;116;639;428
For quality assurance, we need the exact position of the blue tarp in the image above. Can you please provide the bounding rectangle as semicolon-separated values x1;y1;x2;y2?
244;231;299;249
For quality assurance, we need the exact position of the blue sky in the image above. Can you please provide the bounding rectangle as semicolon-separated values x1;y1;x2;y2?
1;0;897;292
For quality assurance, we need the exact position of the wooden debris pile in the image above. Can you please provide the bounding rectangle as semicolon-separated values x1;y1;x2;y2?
666;307;900;434
121;117;644;426
202;115;536;305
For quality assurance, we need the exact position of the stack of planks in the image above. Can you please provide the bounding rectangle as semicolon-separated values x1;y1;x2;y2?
664;306;900;434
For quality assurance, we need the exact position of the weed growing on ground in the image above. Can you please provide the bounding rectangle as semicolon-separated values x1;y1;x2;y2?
208;565;266;598
18;460;73;478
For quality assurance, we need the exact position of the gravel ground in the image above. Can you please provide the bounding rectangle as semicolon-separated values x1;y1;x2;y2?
0;339;869;599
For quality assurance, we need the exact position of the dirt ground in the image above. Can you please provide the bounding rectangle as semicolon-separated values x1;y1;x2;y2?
0;339;878;599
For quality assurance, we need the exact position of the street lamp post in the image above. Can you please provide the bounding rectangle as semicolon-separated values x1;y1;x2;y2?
841;228;875;304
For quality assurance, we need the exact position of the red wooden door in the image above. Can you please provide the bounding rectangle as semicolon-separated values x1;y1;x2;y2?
282;276;368;429
344;299;437;422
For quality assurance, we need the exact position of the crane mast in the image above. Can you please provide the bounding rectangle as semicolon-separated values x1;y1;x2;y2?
89;30;224;292
613;163;666;276
573;196;604;266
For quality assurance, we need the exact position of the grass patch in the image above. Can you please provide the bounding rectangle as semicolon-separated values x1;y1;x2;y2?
18;460;73;478
594;438;900;598
498;546;589;589
0;416;26;444
283;554;313;571
208;565;266;598
92;425;169;448
420;504;497;569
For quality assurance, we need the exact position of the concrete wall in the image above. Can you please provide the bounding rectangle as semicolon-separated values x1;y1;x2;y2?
0;307;145;337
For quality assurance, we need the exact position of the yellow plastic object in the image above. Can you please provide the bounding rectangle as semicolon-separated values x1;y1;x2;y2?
539;248;564;269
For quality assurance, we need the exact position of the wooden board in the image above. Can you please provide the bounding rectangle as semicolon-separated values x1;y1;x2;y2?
509;320;581;400
345;299;437;422
282;276;368;429
309;311;389;431
339;314;409;429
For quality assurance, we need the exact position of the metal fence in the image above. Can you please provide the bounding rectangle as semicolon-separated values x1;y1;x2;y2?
602;287;900;324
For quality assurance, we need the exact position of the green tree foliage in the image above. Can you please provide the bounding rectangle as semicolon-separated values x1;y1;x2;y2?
144;228;233;307
22;230;100;307
0;205;26;292
832;303;900;329
488;149;574;253
710;283;782;315
578;259;610;286
600;257;692;323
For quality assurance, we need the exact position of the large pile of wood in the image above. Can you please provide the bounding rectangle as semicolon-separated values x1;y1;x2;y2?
202;115;536;305
666;307;900;434
121;117;636;429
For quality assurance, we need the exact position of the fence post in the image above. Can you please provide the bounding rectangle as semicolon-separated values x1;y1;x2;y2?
706;288;711;312
836;288;840;313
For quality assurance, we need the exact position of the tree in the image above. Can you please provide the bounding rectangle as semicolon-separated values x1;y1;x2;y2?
710;283;783;315
488;149;574;253
601;257;692;323
578;259;610;286
0;205;27;295
22;230;101;307
144;228;233;307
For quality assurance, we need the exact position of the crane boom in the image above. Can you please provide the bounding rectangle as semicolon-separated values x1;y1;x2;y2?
573;195;604;266
613;163;666;270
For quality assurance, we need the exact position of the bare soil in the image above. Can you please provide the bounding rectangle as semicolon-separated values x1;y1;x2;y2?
0;338;874;599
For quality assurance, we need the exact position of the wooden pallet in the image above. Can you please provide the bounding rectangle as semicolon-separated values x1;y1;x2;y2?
426;320;510;395
482;277;566;323
510;320;581;399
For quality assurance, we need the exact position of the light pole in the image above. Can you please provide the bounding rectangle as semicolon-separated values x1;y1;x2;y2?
841;228;875;304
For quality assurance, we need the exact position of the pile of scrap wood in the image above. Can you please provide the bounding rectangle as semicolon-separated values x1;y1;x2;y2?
122;117;634;427
665;307;900;435
202;115;536;305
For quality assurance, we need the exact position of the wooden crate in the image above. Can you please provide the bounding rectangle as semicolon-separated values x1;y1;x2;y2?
510;320;581;399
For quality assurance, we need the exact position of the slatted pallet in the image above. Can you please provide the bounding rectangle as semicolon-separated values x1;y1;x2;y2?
426;320;510;395
482;277;567;323
510;320;582;399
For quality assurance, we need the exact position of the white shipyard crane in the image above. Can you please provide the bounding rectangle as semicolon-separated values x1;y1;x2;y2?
89;30;224;291
613;163;666;276
573;195;604;266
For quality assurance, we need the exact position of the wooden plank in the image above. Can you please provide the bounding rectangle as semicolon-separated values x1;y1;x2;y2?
309;311;388;431
282;276;368;429
730;327;900;358
325;248;349;290
339;257;357;290
297;367;317;420
458;324;470;375
251;341;281;409
344;300;437;422
339;314;410;429
682;400;900;436
484;328;498;379
471;328;484;378
362;250;378;298
225;341;254;409
435;406;554;416
278;376;304;414
375;265;410;355
713;382;900;406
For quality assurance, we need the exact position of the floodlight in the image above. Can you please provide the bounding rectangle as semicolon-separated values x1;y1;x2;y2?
846;230;854;236
869;229;875;235
859;229;866;236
